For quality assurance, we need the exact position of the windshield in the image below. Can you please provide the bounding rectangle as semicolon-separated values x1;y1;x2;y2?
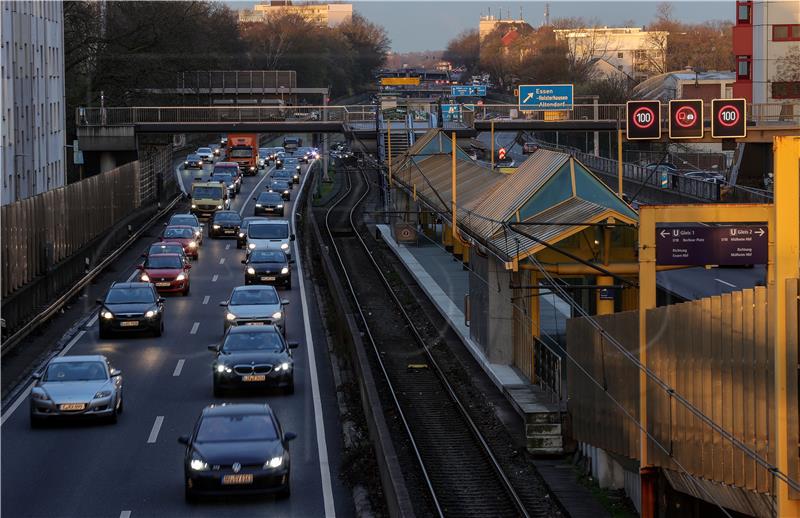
44;361;107;382
214;212;240;223
222;330;284;352
169;215;197;226
197;148;211;153
257;193;282;203
270;181;289;190
192;186;222;199
248;224;288;239
230;148;252;158
249;250;285;263
149;244;183;255
213;165;238;174
105;287;154;304
211;174;233;183
164;227;193;239
230;288;279;305
195;415;278;443
187;154;200;160
259;149;269;157
145;256;183;269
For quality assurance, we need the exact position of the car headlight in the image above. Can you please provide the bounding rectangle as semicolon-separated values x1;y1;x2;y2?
145;310;156;318
248;243;256;250
190;456;210;471
140;273;150;282
247;267;256;275
184;161;188;165
188;241;197;248
191;204;197;209
217;205;223;209
101;310;114;319
280;243;289;250
94;390;112;399
275;361;291;372
176;273;186;281
199;160;203;165
226;312;237;321
280;267;289;275
255;203;262;208
265;456;283;469
31;389;50;400
194;230;201;237
283;190;289;194
272;311;282;320
276;204;283;208
215;364;232;374
238;232;245;238
212;224;221;229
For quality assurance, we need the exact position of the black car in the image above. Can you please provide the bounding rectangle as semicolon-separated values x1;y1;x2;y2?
185;154;204;169
253;192;284;217
243;250;293;288
237;217;268;248
179;403;296;501
268;180;291;201
270;169;294;187
274;156;283;169
209;211;242;239
210;173;237;198
210;326;298;395
97;282;165;338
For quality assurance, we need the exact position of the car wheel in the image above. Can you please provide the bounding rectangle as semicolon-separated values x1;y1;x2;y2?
30;415;43;429
213;382;223;398
285;279;292;290
276;484;291;499
154;321;163;338
99;327;111;339
285;379;294;395
183;285;190;296
117;393;124;414
185;484;198;503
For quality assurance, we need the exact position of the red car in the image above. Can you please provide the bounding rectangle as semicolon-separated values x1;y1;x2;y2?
137;253;191;295
161;225;199;259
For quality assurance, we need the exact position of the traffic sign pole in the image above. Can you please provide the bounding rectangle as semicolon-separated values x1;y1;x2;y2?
617;128;623;196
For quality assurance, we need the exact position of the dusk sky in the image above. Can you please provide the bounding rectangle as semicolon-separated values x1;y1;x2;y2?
229;1;734;53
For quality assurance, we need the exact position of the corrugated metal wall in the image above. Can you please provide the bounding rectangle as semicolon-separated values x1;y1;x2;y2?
566;282;800;499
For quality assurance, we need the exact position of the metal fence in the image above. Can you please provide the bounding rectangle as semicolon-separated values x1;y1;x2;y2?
566;281;800;499
177;70;296;91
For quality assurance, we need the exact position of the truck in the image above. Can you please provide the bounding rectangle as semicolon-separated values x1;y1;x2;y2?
190;181;230;218
283;136;301;154
226;133;259;176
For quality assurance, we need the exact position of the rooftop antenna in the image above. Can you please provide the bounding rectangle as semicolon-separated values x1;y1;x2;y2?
544;2;550;27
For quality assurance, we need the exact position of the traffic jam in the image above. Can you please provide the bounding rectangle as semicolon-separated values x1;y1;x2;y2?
26;134;324;504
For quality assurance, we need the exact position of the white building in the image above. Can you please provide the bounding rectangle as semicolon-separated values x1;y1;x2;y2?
1;0;66;206
239;2;352;28
554;27;669;82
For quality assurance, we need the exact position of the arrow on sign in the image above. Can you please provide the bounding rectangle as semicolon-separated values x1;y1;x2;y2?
660;230;669;238
522;92;534;104
755;228;765;237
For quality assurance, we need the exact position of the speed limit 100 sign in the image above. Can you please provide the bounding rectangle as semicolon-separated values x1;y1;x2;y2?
626;100;662;140
711;98;747;138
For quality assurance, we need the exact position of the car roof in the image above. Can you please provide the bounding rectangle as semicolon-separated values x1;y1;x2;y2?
170;213;197;220
111;282;152;289
50;354;107;364
258;191;282;197
153;240;184;247
165;225;193;229
215;162;238;167
187;153;200;158
226;324;280;335
202;403;273;417
213;210;239;216
232;284;278;293
197;147;211;151
147;253;182;259
249;218;288;226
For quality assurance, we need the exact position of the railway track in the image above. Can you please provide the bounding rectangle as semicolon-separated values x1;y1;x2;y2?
320;164;540;518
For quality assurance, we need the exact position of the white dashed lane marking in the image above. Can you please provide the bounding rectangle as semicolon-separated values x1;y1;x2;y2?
119;511;131;518
225;244;231;250
715;278;737;288
202;296;210;305
212;274;219;282
190;322;199;335
173;359;185;377
219;258;225;265
147;416;164;444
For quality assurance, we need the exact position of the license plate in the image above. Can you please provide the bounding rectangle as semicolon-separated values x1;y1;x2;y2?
156;282;171;287
261;276;276;281
242;374;266;382
245;322;264;326
222;473;254;485
59;403;86;411
120;321;139;327
224;229;234;234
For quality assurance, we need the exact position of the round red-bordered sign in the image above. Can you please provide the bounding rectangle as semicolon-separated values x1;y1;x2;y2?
632;106;656;129
717;104;740;127
674;105;698;128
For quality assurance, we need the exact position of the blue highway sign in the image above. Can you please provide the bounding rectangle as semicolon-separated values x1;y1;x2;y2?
519;84;574;111
451;85;487;97
441;104;462;122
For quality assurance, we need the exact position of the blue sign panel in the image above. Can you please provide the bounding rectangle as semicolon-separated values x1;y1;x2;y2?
518;84;574;111
451;85;487;97
441;104;461;122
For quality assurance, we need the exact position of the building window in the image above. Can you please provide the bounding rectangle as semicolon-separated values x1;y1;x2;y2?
737;56;751;80
737;1;752;24
772;82;800;99
773;24;800;42
617;52;624;58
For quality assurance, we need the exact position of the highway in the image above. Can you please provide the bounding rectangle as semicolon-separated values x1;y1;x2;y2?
1;146;351;518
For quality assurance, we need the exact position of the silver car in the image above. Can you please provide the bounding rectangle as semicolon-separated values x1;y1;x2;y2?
167;213;204;245
220;285;289;336
30;355;123;427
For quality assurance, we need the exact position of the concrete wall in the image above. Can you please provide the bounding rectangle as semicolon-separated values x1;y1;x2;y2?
469;251;490;352
1;0;66;205
467;250;515;365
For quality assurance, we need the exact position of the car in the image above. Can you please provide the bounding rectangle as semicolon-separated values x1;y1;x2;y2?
185;154;204;169
237;216;268;249
144;241;190;266
645;162;679;175
209;210;242;239
137;253;191;295
210;172;237;199
167;213;203;245
253;191;285;217
274;155;283;169
270;169;294;186
162;225;199;259
97;282;165;338
210;143;222;157
683;171;726;184
196;147;214;163
268;180;291;201
213;162;242;192
209;326;298;396
30;355;123;427
242;250;292;288
220;285;288;335
246;220;293;258
220;136;228;146
258;148;271;169
179;403;296;501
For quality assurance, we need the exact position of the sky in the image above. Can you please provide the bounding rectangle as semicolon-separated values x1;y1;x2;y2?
230;1;734;53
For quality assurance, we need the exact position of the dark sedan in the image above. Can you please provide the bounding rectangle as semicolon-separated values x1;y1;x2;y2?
253;192;285;217
268;180;291;201
243;250;292;288
97;282;165;338
184;154;204;169
209;211;242;239
209;326;297;396
179;403;296;501
270;169;294;187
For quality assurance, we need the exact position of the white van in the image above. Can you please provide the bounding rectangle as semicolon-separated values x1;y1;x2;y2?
246;219;294;258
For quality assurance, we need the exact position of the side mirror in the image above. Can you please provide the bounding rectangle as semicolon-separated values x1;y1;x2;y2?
178;435;190;445
290;235;296;241
185;264;192;270
288;341;299;349
219;300;229;307
289;259;295;264
241;260;247;264
281;299;290;306
284;432;297;442
96;298;103;305
110;368;122;377
158;297;166;304
163;222;168;227
136;265;144;270
140;253;147;258
207;345;218;352
32;372;42;380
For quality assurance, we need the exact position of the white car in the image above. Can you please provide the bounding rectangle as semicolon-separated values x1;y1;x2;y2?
246;220;293;259
196;147;214;163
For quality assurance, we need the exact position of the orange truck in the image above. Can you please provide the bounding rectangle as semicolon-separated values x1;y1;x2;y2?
226;133;259;176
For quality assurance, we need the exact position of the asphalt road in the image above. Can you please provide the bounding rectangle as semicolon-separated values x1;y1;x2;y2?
1;145;352;518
